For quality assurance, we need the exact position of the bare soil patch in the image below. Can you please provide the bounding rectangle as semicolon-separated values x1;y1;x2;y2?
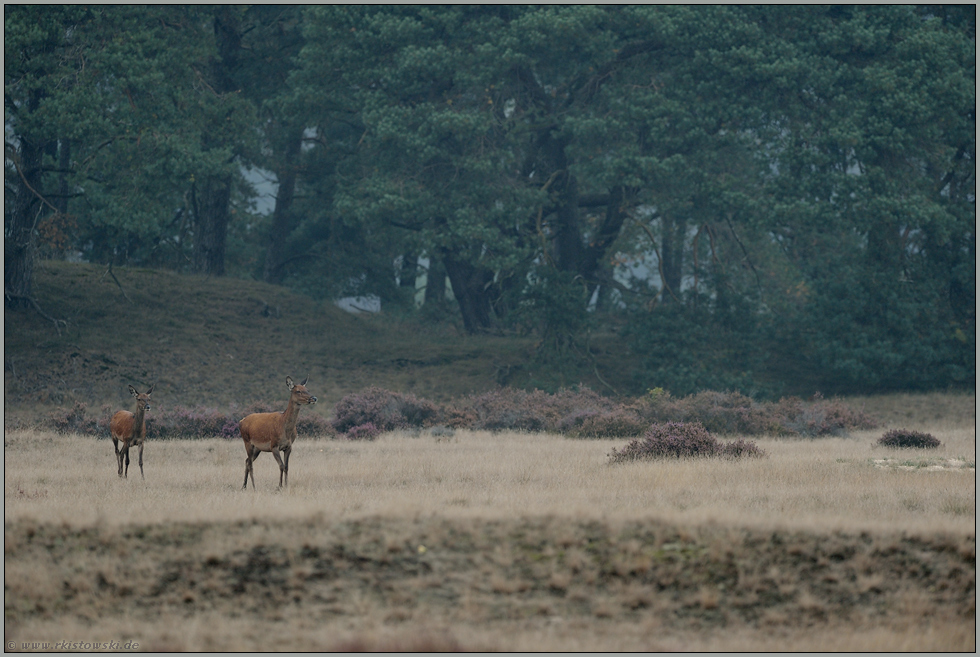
4;516;975;652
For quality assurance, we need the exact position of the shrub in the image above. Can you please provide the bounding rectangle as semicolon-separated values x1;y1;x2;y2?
718;438;768;459
559;407;649;438
449;386;610;433
610;422;716;461
297;413;337;439
774;396;879;437
150;406;229;438
332;387;440;434
877;428;942;449
635;389;879;437
635;390;783;435
609;422;766;463
49;401;100;435
451;388;552;432
346;422;381;440
138;402;335;439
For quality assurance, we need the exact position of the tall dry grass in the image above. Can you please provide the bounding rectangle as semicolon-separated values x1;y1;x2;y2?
4;427;974;534
5;426;974;652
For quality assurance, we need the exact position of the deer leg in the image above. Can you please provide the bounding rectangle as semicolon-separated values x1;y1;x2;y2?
283;445;292;488
114;439;124;477
123;445;131;478
243;446;256;490
138;443;144;480
271;447;286;488
243;446;262;490
242;455;251;490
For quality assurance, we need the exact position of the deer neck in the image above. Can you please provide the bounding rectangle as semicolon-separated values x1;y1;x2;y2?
282;398;302;436
133;404;146;439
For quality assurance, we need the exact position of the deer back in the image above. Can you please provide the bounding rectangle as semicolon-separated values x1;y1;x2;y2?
239;411;289;450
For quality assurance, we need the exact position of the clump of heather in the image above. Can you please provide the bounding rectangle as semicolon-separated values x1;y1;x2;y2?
609;421;766;463
332;387;440;435
138;402;335;439
346;422;381;440
774;395;879;437
877;428;942;449
48;401;101;435
448;386;611;433
636;388;878;437
559;407;649;438
718;438;768;459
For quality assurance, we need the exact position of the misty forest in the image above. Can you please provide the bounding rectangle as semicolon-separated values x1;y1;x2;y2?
5;5;975;398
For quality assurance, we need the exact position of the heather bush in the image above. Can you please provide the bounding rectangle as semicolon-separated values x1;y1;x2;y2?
636;388;878;437
346;422;381;440
136;402;335;439
297;413;337;439
616;421;719;460
447;388;549;432
876;428;942;449
37;385;877;441
332;387;441;435
48;401;101;435
149;406;230;438
609;421;766;463
450;386;610;433
718;438;768;459
774;395;879;437
636;390;782;435
559;407;649;438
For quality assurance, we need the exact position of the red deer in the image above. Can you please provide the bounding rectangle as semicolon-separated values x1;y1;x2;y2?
109;384;154;479
239;375;317;490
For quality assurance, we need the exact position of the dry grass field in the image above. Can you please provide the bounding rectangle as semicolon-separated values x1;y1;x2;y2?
4;420;975;652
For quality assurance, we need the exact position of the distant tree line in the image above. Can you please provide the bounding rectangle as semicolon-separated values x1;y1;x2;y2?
5;5;975;395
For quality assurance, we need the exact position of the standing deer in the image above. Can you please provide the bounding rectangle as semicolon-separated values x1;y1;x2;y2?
109;383;154;479
239;375;317;490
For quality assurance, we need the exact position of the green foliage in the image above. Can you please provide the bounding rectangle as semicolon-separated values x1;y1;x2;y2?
624;301;769;398
5;6;256;270
6;6;974;396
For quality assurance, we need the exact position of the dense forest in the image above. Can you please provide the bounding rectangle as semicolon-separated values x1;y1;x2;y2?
5;5;975;397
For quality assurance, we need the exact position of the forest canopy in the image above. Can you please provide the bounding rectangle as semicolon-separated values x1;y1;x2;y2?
5;5;975;396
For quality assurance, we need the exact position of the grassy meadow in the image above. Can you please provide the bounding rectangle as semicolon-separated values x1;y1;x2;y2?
4;421;975;652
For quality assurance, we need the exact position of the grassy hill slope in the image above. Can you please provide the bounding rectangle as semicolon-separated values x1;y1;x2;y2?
4;262;558;423
5;262;975;429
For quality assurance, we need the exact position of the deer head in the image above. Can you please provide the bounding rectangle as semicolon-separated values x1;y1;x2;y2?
128;383;154;412
286;375;317;405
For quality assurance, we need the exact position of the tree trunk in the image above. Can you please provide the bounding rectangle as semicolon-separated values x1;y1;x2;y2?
5;132;45;307
581;186;627;301
552;171;586;276
194;177;231;277
441;251;495;333
262;130;303;284
424;257;448;306
659;213;685;303
866;217;902;282
399;253;418;290
56;138;71;216
193;6;242;278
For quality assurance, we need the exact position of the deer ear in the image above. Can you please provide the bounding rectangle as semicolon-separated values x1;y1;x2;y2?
146;383;154;395
286;376;294;389
129;385;139;397
301;374;309;387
